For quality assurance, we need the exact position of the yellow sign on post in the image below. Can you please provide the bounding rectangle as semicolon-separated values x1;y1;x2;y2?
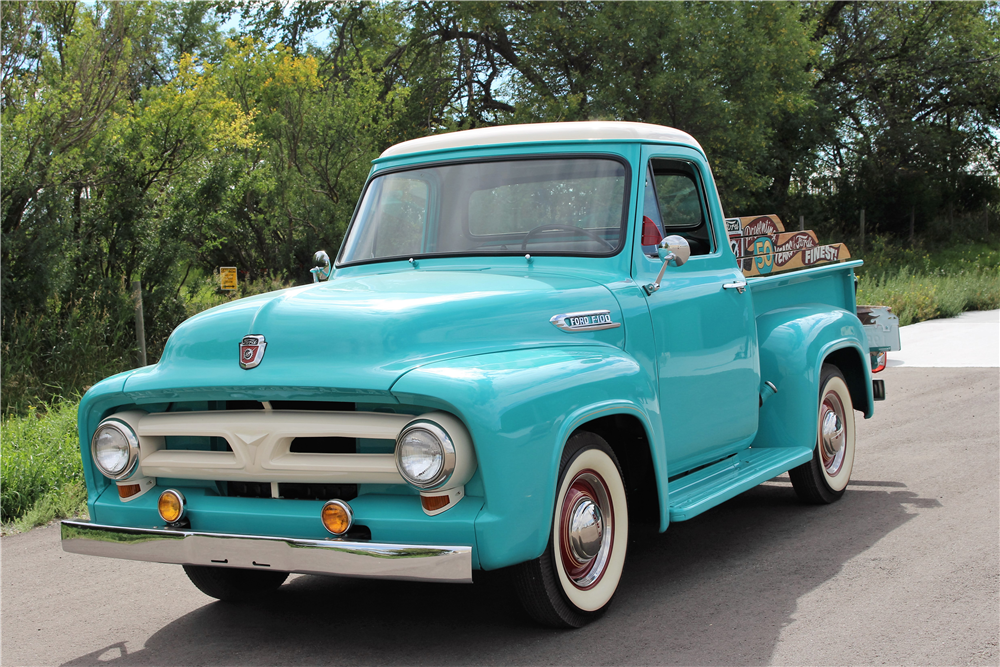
220;267;238;291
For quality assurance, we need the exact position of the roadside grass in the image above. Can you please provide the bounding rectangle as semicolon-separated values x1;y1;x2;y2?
857;268;1000;326
857;238;1000;326
1;401;88;534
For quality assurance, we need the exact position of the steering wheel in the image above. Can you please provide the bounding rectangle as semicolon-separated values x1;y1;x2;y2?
520;224;615;252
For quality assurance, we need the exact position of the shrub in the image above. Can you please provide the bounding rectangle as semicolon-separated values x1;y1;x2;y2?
181;270;295;318
0;401;86;528
1;290;134;416
1;272;296;417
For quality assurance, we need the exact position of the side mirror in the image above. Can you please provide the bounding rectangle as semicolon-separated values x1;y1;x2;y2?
657;235;690;266
310;250;333;283
645;235;690;295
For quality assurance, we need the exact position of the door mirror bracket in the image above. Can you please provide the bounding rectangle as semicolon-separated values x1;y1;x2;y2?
644;236;690;295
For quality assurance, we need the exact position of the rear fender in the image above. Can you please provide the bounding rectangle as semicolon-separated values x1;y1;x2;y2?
753;306;873;452
391;346;663;570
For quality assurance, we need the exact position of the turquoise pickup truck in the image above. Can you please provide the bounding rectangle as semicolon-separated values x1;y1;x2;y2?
62;122;890;628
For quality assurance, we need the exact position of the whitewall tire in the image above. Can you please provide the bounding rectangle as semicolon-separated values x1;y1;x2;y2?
513;431;629;627
790;363;856;504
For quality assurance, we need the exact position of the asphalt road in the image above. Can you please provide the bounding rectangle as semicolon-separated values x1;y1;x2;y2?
3;366;998;666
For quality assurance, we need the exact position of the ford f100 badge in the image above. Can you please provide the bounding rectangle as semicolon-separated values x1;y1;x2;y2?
239;334;267;369
550;310;621;332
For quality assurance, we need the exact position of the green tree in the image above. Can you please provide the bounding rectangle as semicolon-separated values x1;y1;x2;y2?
767;1;1000;239
1;1;139;316
167;36;409;280
403;2;815;209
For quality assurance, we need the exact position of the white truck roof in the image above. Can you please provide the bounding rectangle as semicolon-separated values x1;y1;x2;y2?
379;121;703;159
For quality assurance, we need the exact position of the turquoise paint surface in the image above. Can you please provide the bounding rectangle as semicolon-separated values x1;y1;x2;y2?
603;277;670;530
391;346;658;569
125;269;625;400
78;371;137;514
753;305;871;450
75;136;873;572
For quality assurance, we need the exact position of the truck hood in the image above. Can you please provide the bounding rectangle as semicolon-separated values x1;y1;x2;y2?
124;269;625;399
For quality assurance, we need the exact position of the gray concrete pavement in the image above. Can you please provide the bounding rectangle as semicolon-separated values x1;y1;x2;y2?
3;367;998;666
890;309;999;368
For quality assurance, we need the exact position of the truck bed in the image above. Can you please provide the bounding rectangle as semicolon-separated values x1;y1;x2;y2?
748;259;862;318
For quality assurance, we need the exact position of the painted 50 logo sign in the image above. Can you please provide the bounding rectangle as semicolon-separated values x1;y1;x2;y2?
753;236;774;275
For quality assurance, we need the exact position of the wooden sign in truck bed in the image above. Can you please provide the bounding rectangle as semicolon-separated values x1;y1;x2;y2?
727;214;852;278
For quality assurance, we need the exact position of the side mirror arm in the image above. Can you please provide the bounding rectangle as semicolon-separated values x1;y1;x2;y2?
644;252;676;295
644;236;690;296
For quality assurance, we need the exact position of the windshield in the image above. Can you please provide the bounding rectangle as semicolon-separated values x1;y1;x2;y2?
339;157;629;265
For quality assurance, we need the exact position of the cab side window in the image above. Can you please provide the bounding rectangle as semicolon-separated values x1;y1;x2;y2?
655;173;702;228
646;158;714;256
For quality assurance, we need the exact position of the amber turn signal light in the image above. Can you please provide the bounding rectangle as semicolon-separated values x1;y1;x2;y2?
321;499;353;535
421;495;450;512
157;489;186;524
117;484;142;499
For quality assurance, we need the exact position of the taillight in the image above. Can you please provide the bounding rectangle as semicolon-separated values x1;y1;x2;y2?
871;351;887;373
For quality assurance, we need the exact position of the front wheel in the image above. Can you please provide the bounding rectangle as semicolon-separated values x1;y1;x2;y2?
183;565;288;602
513;431;629;628
790;363;856;504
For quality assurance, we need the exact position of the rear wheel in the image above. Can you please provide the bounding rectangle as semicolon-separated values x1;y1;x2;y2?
790;364;856;504
513;431;629;628
183;565;288;602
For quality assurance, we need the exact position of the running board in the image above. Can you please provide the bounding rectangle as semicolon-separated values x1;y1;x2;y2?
668;446;814;522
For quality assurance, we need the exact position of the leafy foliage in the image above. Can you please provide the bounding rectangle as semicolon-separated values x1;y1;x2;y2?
769;1;1000;237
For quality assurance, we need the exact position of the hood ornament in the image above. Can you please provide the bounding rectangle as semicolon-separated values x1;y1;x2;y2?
239;334;267;369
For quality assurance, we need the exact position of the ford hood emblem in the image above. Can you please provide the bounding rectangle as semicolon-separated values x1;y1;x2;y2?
239;334;267;369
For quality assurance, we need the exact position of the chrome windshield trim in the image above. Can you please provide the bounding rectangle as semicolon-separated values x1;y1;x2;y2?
61;520;472;583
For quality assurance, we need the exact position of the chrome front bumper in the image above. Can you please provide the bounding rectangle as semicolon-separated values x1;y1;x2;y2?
61;520;472;583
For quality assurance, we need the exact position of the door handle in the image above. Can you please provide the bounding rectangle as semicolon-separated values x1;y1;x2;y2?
723;281;747;294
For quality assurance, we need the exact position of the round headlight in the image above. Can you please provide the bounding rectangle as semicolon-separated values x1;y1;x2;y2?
91;419;139;479
395;421;456;489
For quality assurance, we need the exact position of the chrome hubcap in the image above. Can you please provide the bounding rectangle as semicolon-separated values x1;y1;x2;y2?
568;497;604;563
820;392;846;475
560;470;614;590
822;410;843;453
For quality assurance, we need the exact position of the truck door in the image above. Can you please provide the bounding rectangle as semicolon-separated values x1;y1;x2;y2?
633;149;759;472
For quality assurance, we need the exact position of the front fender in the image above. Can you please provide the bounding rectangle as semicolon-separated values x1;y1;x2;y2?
753;305;872;451
77;370;139;511
390;345;662;570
